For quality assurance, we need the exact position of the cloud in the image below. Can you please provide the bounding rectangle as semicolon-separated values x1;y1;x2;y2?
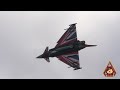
0;11;119;79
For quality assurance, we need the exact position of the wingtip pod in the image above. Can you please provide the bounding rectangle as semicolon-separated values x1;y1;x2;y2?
74;67;82;70
69;23;77;26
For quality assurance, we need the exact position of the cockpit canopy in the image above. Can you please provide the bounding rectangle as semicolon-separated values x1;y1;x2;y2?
80;41;85;44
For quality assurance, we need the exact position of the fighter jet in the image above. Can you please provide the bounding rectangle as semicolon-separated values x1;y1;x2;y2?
36;23;97;70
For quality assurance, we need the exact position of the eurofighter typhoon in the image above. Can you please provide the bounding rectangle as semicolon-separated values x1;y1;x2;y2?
37;23;97;70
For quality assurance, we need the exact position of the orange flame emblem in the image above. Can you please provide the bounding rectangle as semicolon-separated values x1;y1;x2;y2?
103;61;116;77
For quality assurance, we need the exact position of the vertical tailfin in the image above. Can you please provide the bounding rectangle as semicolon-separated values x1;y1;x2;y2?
43;47;49;54
44;47;50;62
44;57;50;62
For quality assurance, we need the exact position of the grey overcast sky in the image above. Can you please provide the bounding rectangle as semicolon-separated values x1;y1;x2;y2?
0;11;120;79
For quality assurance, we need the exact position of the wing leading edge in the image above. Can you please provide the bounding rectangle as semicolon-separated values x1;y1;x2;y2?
55;23;78;47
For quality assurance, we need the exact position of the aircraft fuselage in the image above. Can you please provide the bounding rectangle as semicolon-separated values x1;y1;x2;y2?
49;40;85;57
37;40;96;59
36;23;97;70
